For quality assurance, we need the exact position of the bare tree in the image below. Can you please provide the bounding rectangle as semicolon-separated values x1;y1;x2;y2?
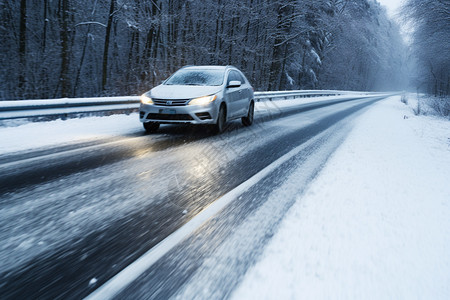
102;0;116;92
18;0;27;94
59;0;71;97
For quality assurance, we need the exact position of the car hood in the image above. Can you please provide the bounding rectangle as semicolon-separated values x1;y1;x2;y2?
149;85;222;100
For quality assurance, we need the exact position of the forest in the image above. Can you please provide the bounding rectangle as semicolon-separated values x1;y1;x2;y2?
402;0;449;97
0;0;446;100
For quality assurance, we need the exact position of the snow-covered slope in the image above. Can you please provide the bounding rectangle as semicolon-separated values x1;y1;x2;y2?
232;96;450;299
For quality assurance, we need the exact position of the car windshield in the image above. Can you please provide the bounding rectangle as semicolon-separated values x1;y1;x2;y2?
164;69;225;86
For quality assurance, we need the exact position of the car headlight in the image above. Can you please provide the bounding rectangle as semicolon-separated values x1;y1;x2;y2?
141;94;153;104
189;95;217;106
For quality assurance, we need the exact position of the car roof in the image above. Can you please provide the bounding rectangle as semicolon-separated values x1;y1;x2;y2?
181;65;236;71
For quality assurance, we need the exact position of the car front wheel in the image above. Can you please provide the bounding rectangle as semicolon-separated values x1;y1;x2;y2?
214;105;226;133
242;101;254;126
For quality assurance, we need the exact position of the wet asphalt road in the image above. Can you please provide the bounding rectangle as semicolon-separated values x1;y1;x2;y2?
0;96;387;299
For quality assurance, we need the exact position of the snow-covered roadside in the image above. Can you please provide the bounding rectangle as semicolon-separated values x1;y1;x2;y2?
403;93;450;119
232;96;450;299
0;114;142;155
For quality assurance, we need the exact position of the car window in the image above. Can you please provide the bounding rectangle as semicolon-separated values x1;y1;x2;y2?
235;72;245;83
165;69;225;86
227;70;241;85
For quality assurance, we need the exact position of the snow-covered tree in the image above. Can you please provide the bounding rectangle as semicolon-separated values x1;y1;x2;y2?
0;0;408;100
402;0;449;96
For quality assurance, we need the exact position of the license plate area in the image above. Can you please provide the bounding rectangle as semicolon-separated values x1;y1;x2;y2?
159;109;176;114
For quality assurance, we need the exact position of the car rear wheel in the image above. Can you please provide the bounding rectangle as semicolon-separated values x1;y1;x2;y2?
242;101;254;126
143;122;160;133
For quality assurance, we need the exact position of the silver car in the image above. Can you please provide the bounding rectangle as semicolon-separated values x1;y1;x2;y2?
139;65;254;133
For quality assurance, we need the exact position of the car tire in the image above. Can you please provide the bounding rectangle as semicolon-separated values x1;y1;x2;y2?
242;101;254;126
143;122;160;133
214;105;226;133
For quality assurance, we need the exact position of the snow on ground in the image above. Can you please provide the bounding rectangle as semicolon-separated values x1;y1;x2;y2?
0;114;142;155
232;96;450;299
403;93;450;120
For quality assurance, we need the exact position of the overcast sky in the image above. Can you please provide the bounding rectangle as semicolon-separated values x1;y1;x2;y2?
377;0;404;17
377;0;412;43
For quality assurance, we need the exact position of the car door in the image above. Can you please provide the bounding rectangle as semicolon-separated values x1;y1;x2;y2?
234;71;250;117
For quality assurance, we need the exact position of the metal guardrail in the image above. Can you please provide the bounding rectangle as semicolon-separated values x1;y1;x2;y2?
0;96;141;121
0;90;369;121
254;90;368;101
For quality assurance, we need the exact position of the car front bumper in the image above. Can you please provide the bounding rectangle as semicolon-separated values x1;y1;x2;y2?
139;103;218;124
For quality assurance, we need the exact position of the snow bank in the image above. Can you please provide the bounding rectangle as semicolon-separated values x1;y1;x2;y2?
0;114;142;155
404;93;450;119
232;96;450;299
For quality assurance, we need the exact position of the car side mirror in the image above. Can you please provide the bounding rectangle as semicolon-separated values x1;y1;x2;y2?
227;80;241;88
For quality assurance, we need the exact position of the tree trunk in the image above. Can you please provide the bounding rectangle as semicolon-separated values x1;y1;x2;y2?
43;0;48;51
73;25;91;95
268;2;294;91
60;0;70;97
18;0;27;94
102;0;115;91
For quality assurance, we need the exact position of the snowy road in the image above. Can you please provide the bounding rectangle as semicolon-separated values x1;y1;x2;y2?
0;95;387;299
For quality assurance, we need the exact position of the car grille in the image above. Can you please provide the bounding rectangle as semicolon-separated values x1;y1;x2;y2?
152;98;189;106
146;113;194;121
